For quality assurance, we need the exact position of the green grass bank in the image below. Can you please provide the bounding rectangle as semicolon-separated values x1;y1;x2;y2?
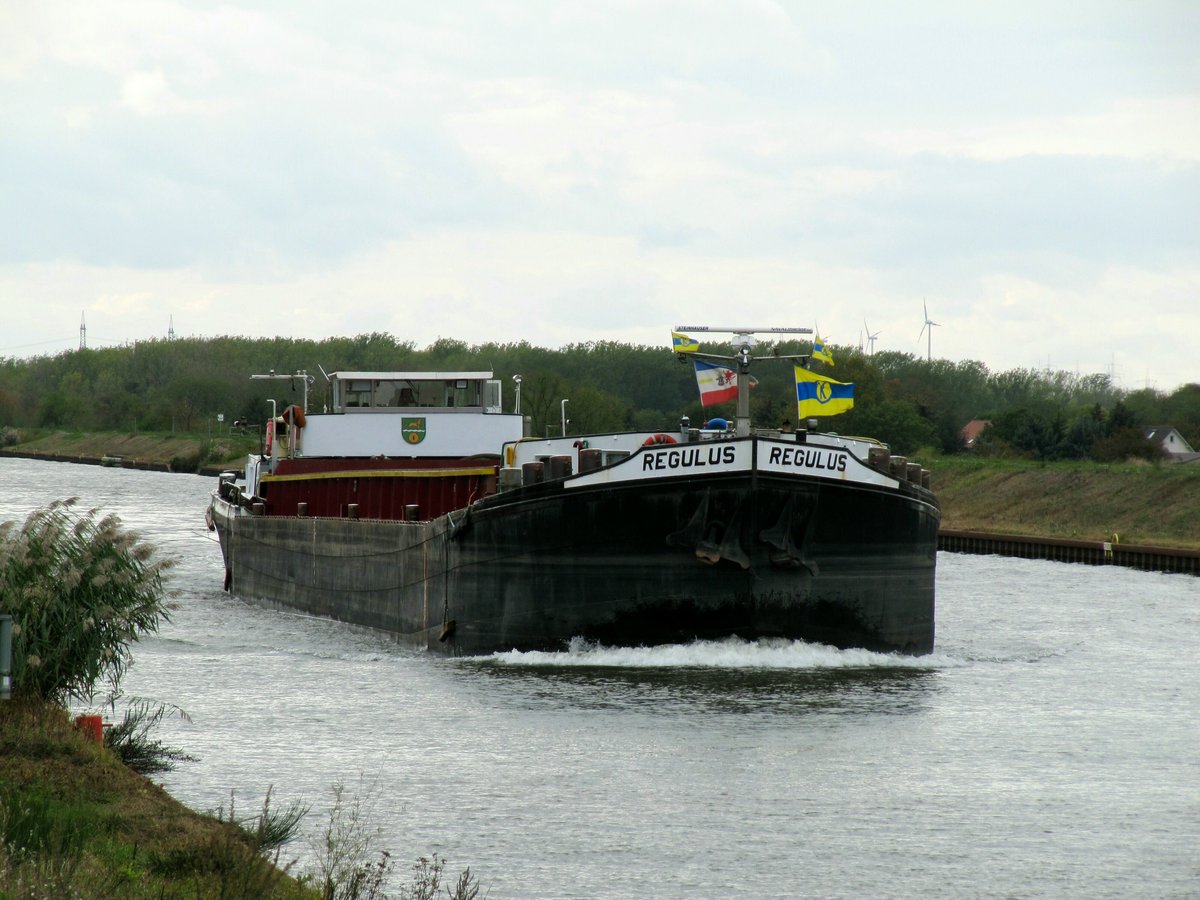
0;430;255;474
0;699;317;899
930;454;1200;550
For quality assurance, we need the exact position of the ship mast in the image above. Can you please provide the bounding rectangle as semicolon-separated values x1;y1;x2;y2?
675;325;813;436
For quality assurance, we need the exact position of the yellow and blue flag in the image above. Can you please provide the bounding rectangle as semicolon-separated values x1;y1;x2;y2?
812;331;835;366
672;331;700;353
795;366;854;418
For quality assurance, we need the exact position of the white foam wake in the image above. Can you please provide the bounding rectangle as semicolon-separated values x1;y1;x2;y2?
484;636;962;669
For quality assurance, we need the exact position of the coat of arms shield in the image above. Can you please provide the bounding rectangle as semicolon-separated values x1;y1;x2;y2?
401;417;426;444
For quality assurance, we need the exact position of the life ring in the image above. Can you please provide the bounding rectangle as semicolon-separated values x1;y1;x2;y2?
281;404;306;428
643;433;678;446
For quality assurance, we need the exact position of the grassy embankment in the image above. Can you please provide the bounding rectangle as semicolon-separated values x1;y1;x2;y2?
4;430;1199;549
0;429;256;474
930;453;1200;549
0;699;318;899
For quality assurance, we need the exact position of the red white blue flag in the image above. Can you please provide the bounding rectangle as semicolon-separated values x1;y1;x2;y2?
694;360;738;406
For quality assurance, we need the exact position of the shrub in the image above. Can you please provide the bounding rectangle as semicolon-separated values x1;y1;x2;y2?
400;853;482;900
105;700;198;775
307;779;483;900
309;779;383;900
0;498;174;705
169;451;202;473
224;788;310;854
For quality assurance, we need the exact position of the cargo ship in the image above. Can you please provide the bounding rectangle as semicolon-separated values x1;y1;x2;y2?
206;327;940;655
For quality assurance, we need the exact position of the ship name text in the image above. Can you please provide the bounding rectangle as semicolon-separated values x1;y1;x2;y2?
642;445;738;471
766;446;848;473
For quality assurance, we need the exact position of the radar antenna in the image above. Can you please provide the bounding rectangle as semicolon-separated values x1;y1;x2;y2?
673;325;814;436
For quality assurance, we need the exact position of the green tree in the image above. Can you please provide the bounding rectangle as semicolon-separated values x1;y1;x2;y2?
1160;383;1200;447
37;371;90;428
562;383;630;434
520;373;570;437
1060;404;1107;459
0;332;1174;456
169;375;229;432
843;400;939;456
1090;399;1163;462
93;369;140;431
987;404;1067;461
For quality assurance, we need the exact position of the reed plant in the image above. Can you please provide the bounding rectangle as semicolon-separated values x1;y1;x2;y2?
309;779;388;900
0;498;173;705
399;854;481;900
104;699;199;775
214;788;310;854
307;780;483;900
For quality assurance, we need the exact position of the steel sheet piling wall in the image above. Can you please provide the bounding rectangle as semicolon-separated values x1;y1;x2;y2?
939;530;1200;575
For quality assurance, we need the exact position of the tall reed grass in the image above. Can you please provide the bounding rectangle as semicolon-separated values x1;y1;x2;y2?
0;498;173;704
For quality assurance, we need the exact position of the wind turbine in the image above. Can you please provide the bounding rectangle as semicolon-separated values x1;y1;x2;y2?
863;320;880;356
918;299;940;361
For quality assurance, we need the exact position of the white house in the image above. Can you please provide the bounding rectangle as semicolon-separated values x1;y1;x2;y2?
1144;425;1200;462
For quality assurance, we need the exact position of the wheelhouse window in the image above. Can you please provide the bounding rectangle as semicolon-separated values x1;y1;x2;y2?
329;372;499;412
374;380;419;407
484;380;501;413
344;380;372;408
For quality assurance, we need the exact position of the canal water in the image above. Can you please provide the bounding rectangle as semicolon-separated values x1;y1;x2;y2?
1;458;1196;898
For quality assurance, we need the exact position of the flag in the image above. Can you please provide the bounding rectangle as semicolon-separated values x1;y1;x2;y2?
672;331;700;353
795;366;854;418
812;331;835;366
694;360;739;406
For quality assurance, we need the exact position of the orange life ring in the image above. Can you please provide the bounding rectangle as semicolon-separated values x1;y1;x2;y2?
643;433;678;446
281;404;307;428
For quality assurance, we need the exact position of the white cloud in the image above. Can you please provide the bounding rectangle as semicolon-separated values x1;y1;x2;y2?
0;2;1196;397
120;70;174;116
873;97;1200;164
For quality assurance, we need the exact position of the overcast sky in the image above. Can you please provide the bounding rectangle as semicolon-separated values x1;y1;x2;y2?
3;2;1197;391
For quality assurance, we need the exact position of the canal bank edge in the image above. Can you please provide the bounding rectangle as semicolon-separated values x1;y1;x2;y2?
0;430;254;476
938;529;1200;575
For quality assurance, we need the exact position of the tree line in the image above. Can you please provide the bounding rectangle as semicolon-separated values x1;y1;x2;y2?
1;333;1197;461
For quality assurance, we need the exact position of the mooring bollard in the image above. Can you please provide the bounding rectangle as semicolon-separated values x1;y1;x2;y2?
75;715;104;745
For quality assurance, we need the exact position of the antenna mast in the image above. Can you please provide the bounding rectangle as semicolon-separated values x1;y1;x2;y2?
79;312;87;350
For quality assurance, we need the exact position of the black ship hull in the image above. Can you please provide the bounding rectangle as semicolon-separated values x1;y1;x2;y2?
211;440;939;655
